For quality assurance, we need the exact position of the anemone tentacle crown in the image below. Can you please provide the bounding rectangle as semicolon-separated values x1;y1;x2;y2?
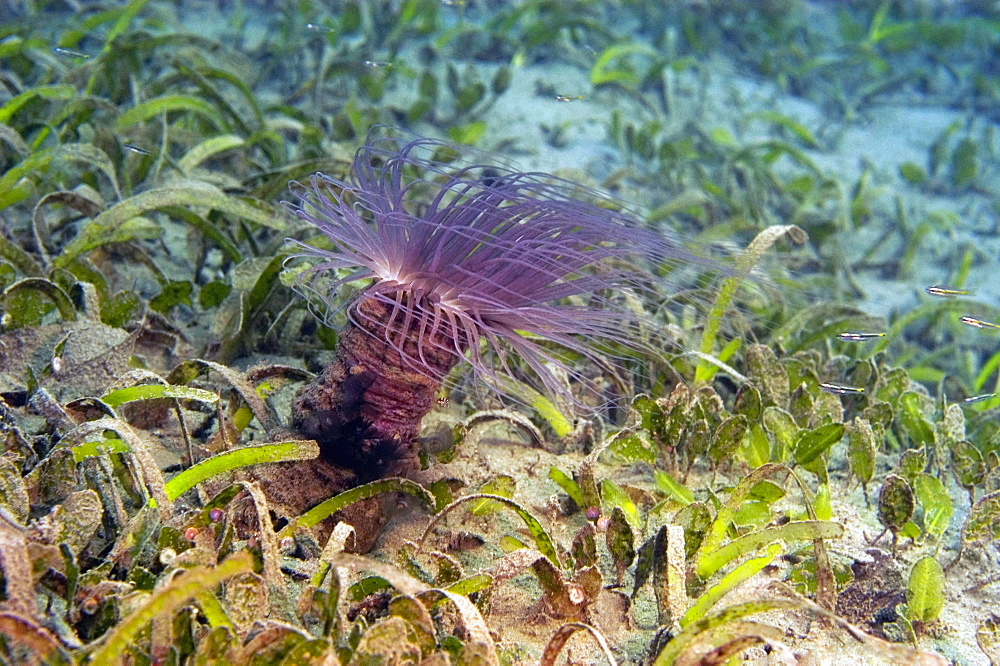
287;130;709;479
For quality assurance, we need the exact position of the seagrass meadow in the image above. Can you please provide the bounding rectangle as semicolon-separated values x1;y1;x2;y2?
1;0;1000;664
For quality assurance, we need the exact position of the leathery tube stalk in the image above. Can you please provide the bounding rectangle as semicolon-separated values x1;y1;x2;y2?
292;295;465;479
285;130;719;481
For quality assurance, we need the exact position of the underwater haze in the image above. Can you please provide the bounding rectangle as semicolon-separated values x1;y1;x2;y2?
1;1;999;664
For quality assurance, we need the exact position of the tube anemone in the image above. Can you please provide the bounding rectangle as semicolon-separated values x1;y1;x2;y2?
286;132;715;479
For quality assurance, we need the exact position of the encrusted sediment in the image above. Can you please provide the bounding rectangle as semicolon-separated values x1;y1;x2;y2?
293;297;461;478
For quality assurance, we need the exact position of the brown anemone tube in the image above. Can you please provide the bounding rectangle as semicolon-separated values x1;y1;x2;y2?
292;297;464;480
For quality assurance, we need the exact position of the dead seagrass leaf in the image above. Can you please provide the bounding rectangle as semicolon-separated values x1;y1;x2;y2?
352;615;423;663
572;522;598;569
45;489;102;556
107;505;159;570
962;490;1000;547
330;552;499;664
238;482;285;606
168;358;276;431
100;368;175;430
746;344;790;408
652;524;688;627
225;572;266;633
848;417;876;499
878;474;914;541
539;622;617;666
276;637;337;663
1;278;77;331
231;620;312;663
977;613;1000;664
63;417;170;517
89;554;253;662
31;189;104;267
0;612;73;666
428;550;463;587
531;557;602;620
195;626;237;661
0;512;34;619
23;446;77;510
0;321;137;401
388;595;435;658
0;457;29;523
606;506;635;585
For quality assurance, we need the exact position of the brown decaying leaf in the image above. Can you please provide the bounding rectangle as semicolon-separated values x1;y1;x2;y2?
652;524;687;627
540;622;618;666
0;457;30;522
168;358;277;431
329;552;499;665
0;512;35;619
62;417;171;518
241;481;285;609
0;612;70;665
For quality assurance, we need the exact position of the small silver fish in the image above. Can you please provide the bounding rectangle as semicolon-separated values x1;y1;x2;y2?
305;23;333;33
819;382;865;395
364;60;392;68
960;316;1000;330
964;393;996;404
122;143;150;155
925;285;969;297
52;46;89;59
836;332;885;342
555;95;584;102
